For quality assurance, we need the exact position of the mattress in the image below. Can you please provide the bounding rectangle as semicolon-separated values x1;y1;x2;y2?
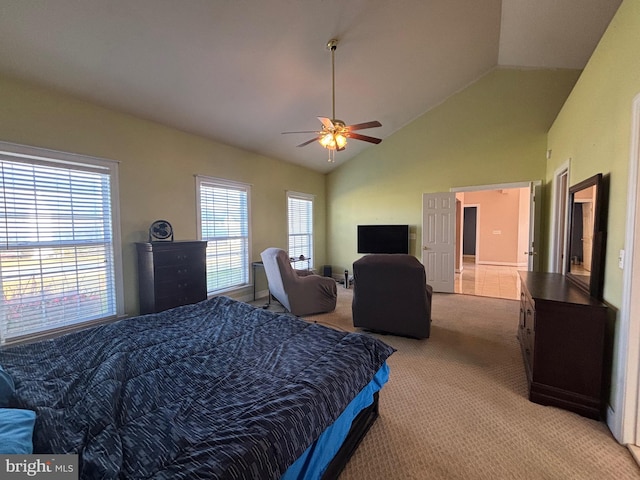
0;296;394;479
283;363;389;479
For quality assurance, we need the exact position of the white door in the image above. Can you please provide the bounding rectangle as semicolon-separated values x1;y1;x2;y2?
527;181;542;271
422;192;456;293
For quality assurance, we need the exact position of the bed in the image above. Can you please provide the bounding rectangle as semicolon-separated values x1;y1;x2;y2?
0;296;394;479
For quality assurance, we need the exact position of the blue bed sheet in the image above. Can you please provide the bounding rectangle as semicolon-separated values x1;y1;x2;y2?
0;296;394;479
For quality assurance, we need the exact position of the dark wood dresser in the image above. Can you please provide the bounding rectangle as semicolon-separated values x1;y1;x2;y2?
136;241;207;314
517;271;607;419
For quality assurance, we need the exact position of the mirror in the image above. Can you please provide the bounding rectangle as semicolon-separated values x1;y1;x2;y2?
566;173;606;299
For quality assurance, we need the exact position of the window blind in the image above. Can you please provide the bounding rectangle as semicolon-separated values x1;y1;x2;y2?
197;178;250;293
0;154;119;343
288;193;313;268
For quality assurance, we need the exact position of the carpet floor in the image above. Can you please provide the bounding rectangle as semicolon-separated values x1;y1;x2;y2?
296;287;640;480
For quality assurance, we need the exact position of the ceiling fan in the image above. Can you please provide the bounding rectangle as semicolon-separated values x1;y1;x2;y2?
282;39;382;162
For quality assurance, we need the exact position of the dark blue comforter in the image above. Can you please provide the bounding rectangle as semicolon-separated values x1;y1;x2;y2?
0;296;394;479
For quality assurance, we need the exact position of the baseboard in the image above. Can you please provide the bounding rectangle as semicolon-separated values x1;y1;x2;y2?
627;445;640;468
477;261;527;267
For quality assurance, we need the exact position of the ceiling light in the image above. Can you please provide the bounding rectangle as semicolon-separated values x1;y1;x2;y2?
319;131;348;150
282;39;382;160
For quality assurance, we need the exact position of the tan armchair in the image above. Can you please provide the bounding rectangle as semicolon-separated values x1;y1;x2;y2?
260;248;337;316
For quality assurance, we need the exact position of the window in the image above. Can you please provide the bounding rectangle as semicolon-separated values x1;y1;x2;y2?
287;192;314;269
0;142;123;345
196;176;250;294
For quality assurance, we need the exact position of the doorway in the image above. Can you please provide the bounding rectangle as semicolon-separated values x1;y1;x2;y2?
422;181;539;299
616;93;640;449
463;206;478;261
454;183;536;300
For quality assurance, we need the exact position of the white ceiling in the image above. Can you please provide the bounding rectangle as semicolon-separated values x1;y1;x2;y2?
0;0;622;173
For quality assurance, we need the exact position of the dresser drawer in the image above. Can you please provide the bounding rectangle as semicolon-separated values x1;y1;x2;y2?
155;263;205;280
518;290;536;382
153;247;205;267
155;273;206;298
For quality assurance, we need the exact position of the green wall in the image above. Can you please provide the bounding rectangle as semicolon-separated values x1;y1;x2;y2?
546;0;639;310
326;68;581;273
545;0;640;414
0;75;327;315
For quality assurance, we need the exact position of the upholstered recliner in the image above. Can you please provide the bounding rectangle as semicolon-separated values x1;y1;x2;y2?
352;254;433;338
260;248;337;316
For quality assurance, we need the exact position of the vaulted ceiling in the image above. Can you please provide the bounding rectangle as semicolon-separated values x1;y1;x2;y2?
0;0;622;173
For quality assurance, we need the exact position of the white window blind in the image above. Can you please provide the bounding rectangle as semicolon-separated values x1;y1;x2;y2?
197;177;250;294
288;192;313;268
0;144;122;344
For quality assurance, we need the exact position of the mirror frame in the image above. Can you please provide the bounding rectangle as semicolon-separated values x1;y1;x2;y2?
565;173;606;299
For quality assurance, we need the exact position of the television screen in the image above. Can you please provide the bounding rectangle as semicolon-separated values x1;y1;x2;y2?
357;225;409;254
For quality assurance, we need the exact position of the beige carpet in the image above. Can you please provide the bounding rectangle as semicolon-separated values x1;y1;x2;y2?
300;288;640;480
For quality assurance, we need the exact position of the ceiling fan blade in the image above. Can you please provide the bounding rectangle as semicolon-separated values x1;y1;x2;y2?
346;121;382;131
282;130;320;134
296;137;320;147
347;132;382;144
318;117;335;130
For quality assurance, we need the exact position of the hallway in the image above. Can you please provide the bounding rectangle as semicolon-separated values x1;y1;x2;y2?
454;256;521;301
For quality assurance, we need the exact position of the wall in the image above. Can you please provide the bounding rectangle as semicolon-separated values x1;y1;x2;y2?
545;0;640;421
327;68;581;273
459;188;528;266
0;75;327;315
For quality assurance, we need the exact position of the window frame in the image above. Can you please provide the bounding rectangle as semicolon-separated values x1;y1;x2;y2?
287;191;314;270
0;141;124;345
195;175;251;295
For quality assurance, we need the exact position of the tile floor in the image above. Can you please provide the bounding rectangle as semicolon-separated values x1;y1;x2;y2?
454;256;522;301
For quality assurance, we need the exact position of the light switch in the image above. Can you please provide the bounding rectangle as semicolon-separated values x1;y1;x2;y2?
619;249;625;269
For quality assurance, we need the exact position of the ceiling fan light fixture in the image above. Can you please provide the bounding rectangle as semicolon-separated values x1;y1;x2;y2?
319;130;347;150
319;132;335;149
281;38;381;160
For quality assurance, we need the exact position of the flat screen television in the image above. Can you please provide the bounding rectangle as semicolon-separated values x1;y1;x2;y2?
357;225;409;254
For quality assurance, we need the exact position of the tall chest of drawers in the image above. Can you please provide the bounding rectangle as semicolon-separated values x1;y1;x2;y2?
136;241;207;314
